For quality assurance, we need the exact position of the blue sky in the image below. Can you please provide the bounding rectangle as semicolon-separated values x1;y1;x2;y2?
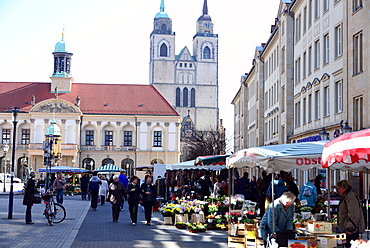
0;0;281;139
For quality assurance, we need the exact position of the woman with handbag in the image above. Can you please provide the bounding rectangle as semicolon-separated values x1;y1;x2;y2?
127;175;140;226
23;171;38;224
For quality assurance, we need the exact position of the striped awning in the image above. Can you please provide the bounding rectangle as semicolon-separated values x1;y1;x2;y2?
95;164;123;172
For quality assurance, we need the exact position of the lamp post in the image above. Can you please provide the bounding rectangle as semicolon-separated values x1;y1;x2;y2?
3;143;9;192
8;107;19;219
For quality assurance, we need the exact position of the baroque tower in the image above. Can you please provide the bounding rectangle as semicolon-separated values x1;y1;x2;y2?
50;33;74;93
149;0;219;131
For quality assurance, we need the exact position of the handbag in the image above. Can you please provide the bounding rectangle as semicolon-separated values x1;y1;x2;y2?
33;193;42;204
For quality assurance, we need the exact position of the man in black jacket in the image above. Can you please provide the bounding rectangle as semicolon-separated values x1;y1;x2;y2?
89;172;102;211
80;173;89;200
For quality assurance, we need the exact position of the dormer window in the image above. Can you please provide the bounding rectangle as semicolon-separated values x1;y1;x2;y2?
180;63;183;67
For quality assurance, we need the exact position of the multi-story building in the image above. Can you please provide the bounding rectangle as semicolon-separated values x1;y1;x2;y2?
232;0;369;194
290;0;346;142
149;0;219;131
0;35;181;178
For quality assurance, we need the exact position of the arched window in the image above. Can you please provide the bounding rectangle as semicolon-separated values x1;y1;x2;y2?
161;24;167;32
176;88;181;106
183;88;188;107
160;43;168;57
82;158;95;170
203;46;211;59
102;158;114;166
190;88;196;107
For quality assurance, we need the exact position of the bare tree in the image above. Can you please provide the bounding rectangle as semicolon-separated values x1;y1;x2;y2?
183;128;226;161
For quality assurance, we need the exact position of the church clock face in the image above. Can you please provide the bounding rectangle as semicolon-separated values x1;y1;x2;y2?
203;22;211;29
57;81;65;89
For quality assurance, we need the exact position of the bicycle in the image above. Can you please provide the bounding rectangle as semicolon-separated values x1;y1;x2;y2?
42;193;66;226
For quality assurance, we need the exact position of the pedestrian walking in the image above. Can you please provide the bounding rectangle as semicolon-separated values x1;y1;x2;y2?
89;172;102;211
127;175;140;225
336;180;365;248
213;175;224;197
108;175;127;222
23;171;37;224
141;174;156;225
299;180;317;207
53;173;66;204
80;173;89;200
99;176;109;205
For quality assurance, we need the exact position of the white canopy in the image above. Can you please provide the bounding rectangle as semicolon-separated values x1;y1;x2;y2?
166;160;226;171
227;141;328;173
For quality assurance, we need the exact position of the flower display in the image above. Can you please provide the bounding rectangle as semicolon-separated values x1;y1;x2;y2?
208;203;219;213
206;214;215;219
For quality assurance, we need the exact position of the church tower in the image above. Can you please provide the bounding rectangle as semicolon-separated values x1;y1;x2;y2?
50;32;74;93
150;0;219;131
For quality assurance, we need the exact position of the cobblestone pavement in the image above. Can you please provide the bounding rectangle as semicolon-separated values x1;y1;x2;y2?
72;202;228;248
0;195;228;248
0;194;89;248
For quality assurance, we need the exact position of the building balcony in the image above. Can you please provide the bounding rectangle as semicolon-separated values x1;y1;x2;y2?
27;143;78;150
120;146;136;151
81;145;97;151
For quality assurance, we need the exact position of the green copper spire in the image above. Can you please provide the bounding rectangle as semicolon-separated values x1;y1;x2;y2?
160;0;165;12
155;0;169;18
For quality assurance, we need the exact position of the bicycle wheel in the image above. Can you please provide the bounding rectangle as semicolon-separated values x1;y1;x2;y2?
45;203;55;226
53;203;66;223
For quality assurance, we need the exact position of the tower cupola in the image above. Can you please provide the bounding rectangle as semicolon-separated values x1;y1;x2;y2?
152;0;174;35
195;0;214;35
50;32;74;93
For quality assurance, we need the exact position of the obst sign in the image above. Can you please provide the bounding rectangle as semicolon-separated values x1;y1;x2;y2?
295;157;322;166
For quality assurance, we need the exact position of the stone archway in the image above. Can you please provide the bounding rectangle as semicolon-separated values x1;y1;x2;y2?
150;158;164;165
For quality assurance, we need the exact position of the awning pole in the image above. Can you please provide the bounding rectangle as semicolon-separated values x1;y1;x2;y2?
326;168;331;221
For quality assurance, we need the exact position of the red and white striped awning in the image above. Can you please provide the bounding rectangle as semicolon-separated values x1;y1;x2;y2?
322;128;370;171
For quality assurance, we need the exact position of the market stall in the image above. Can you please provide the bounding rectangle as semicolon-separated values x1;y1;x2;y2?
226;141;334;247
38;166;89;195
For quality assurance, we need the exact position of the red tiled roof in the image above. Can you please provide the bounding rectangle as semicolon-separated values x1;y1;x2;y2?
0;82;179;116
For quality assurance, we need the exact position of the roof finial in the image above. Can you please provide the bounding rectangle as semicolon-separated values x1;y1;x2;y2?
203;0;208;15
160;0;165;12
188;109;190;116
62;25;65;41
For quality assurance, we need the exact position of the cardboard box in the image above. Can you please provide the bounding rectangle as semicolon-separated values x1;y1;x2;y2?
316;233;346;240
163;216;173;225
174;214;188;223
317;237;337;248
307;222;332;233
288;240;318;248
191;213;205;223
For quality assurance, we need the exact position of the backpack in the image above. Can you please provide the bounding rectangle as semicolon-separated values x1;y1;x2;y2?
303;186;312;197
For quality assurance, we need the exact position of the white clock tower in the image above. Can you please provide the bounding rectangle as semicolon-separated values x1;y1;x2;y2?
50;33;73;93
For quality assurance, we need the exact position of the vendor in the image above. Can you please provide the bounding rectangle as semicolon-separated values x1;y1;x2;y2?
336;180;365;248
259;192;296;247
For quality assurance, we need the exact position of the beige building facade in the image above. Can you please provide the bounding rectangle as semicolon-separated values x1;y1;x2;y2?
0;35;181;179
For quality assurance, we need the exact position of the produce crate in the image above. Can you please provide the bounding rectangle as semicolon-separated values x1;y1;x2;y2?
228;236;246;248
229;224;247;236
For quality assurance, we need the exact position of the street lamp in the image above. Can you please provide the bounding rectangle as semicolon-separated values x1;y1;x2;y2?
341;121;352;134
319;127;329;141
7;107;20;219
3;143;9;192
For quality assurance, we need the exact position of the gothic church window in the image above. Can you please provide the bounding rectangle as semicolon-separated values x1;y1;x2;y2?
183;88;188;107
160;43;168;57
203;46;211;59
190;88;195;107
176;88;181;106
